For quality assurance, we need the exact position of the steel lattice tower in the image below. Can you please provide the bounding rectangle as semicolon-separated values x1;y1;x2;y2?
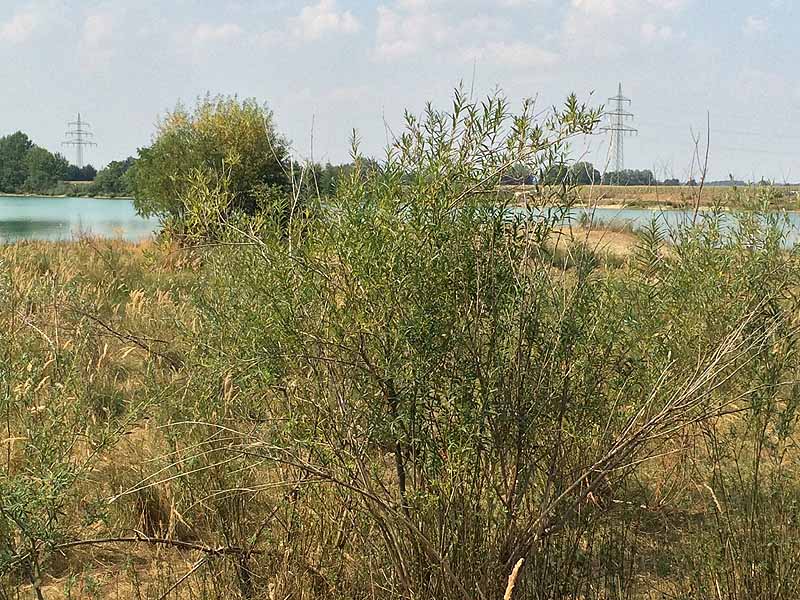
599;84;637;180
63;113;97;168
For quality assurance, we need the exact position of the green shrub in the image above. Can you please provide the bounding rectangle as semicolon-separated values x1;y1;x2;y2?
132;95;292;236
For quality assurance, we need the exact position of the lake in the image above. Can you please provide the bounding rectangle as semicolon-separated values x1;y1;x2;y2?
0;196;160;243
3;196;800;245
532;205;800;246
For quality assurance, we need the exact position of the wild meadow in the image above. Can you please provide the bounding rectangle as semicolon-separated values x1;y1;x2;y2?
3;92;800;599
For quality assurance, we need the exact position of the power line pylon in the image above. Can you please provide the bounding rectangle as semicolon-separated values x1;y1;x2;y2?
63;113;97;168
599;83;637;182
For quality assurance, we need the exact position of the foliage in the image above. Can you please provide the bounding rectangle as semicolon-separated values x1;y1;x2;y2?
602;168;655;185
132;95;292;233
22;146;70;192
3;90;800;600
537;161;602;186
64;164;98;182
0;131;100;194
90;157;136;196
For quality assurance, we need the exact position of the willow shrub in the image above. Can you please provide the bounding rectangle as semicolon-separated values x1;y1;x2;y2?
132;94;292;238
7;92;800;599
139;91;799;599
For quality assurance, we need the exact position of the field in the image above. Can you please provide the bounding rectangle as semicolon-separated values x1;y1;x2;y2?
508;184;800;209
580;184;800;208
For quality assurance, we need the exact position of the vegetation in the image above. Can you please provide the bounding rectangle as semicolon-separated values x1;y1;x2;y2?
90;158;136;197
571;183;800;209
131;95;292;236
3;90;800;600
601;168;656;185
0;130;137;198
0;132;70;194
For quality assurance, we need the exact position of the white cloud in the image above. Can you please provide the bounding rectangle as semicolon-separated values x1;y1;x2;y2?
743;15;768;37
500;0;543;6
78;12;118;70
375;4;450;59
83;13;114;47
563;0;688;56
291;0;360;41
0;10;39;44
468;41;558;68
373;1;514;61
189;23;243;45
640;22;673;42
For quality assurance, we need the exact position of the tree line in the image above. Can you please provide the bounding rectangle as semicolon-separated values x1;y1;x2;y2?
0;131;136;197
540;163;689;186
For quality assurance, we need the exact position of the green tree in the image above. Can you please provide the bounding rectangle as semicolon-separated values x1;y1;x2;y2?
92;157;136;196
23;147;69;192
602;168;655;185
542;161;601;185
64;164;97;181
0;132;34;192
132;95;291;227
569;161;601;184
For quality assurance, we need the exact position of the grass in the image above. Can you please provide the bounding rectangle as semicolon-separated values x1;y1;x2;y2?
4;90;800;599
3;223;800;599
506;184;800;210
578;184;800;209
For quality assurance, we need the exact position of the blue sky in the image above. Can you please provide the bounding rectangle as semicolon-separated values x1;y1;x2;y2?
1;0;797;181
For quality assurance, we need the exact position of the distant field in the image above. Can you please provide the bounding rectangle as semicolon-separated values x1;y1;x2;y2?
507;184;800;209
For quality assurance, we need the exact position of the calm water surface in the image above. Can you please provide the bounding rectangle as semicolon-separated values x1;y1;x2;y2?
534;206;800;246
3;196;800;245
0;196;160;243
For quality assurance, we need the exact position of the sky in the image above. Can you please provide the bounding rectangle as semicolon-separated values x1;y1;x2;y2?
1;0;798;182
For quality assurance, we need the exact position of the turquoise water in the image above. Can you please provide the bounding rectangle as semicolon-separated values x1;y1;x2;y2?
0;196;160;243
3;196;800;245
526;205;800;246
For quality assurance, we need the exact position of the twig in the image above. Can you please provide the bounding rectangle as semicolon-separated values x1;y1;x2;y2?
503;558;524;600
157;556;208;600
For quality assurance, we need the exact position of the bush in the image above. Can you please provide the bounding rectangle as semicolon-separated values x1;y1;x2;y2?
5;91;800;600
176;93;800;598
132;95;292;236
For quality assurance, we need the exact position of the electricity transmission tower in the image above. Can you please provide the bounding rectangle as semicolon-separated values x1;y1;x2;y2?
63;113;96;168
599;84;637;182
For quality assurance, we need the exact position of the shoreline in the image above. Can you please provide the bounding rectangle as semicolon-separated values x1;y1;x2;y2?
0;192;133;200
564;202;800;213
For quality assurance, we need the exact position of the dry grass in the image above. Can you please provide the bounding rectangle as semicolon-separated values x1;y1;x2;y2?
506;184;800;209
576;184;800;209
555;226;639;257
3;234;800;599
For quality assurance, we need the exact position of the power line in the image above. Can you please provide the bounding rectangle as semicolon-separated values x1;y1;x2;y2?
598;83;637;179
62;113;97;168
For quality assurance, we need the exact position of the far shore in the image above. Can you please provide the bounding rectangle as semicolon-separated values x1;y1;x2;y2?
0;192;133;200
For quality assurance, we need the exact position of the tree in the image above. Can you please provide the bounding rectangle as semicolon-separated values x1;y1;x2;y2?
314;162;360;195
64;164;97;181
23;147;69;191
0;132;75;194
602;169;655;185
132;95;291;227
92;157;136;196
569;161;601;185
541;161;601;186
0;132;34;192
